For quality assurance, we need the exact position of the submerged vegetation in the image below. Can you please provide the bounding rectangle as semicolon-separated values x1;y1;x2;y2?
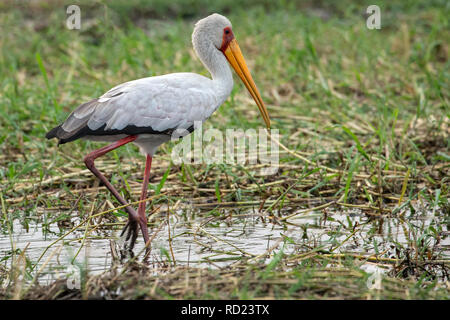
0;0;449;299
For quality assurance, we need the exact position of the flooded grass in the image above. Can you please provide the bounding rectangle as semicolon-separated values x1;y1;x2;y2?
1;196;449;299
2;204;449;299
0;0;449;299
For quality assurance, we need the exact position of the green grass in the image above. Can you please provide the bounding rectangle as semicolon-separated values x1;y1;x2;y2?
0;0;449;299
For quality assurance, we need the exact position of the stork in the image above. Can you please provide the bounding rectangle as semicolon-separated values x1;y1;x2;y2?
46;13;271;257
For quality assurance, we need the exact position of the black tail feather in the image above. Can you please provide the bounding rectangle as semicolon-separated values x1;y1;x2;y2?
45;122;193;145
45;125;61;140
45;125;77;145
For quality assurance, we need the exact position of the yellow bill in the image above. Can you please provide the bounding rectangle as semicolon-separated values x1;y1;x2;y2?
223;39;271;129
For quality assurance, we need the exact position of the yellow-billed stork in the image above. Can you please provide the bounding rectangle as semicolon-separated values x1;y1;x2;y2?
46;13;271;257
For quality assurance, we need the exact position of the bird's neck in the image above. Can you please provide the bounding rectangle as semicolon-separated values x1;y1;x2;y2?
207;48;233;84
194;41;233;98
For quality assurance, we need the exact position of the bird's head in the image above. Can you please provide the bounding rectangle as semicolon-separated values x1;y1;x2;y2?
193;13;271;128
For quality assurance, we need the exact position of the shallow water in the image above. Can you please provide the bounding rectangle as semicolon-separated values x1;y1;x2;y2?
1;203;448;286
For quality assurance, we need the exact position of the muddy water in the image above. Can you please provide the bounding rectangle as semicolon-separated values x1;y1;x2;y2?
1;204;448;285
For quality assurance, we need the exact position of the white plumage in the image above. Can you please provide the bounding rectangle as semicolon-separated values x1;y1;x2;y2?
72;73;230;133
46;13;270;256
63;72;231;154
51;14;237;156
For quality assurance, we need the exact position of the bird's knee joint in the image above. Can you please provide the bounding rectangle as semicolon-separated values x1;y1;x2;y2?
84;155;95;169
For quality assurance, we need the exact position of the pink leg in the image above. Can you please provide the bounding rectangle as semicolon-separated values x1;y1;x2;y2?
83;135;140;252
138;155;152;249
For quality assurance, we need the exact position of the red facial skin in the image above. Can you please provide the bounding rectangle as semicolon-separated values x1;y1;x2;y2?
220;27;235;52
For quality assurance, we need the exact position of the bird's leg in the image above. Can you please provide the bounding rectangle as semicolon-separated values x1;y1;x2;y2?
83;135;140;256
138;154;152;253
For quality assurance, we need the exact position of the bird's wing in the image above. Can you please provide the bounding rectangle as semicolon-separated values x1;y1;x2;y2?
50;73;219;143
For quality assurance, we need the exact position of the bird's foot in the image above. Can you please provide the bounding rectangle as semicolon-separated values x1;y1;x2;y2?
118;220;139;261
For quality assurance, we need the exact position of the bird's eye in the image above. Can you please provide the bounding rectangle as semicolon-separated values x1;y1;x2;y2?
224;29;230;34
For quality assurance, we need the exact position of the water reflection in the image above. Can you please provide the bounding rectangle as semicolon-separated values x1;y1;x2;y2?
0;203;448;285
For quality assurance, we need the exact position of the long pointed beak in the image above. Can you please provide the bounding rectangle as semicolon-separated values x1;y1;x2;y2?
223;39;271;129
